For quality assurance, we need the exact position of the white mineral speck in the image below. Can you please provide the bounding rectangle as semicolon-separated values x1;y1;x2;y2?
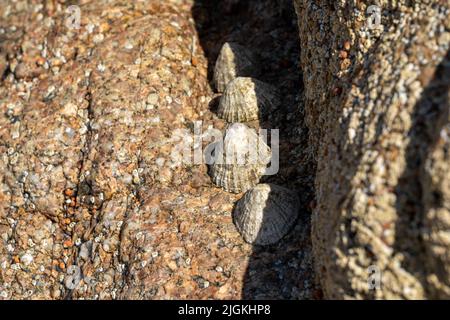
93;34;104;43
124;41;133;49
348;128;356;141
152;116;160;123
86;23;95;33
97;64;106;72
156;158;165;167
20;253;33;266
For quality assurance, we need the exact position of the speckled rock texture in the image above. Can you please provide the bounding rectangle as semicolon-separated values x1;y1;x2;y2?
0;0;315;300
294;0;450;298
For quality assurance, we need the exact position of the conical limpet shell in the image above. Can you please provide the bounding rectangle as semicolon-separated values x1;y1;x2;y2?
209;123;271;193
233;183;300;245
213;42;259;93
209;164;265;194
217;77;280;122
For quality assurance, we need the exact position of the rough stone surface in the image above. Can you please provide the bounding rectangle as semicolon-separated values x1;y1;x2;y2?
294;0;450;299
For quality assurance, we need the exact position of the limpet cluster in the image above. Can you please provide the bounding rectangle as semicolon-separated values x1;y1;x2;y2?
233;184;300;245
208;43;278;194
213;42;280;123
207;43;299;246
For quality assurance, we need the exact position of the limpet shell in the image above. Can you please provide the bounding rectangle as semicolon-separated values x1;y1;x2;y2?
233;183;300;245
209;123;271;193
210;165;266;194
213;42;259;93
217;77;280;122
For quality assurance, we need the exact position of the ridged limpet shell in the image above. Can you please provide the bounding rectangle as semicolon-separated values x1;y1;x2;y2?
233;183;300;245
217;77;280;122
209;123;271;193
213;42;259;93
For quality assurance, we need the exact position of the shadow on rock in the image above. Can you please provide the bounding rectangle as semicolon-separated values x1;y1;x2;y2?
394;49;450;298
192;0;317;299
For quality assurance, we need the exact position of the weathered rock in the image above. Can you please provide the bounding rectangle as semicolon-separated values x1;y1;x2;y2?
0;0;237;300
294;0;450;299
421;78;450;298
0;53;8;77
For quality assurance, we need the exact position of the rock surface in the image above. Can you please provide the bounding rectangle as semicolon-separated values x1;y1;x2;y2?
294;0;450;298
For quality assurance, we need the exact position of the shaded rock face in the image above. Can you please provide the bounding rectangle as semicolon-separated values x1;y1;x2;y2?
294;1;450;298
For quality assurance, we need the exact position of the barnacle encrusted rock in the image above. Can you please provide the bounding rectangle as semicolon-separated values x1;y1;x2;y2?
217;77;280;122
213;42;259;93
233;183;300;245
294;0;450;299
209;123;271;193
